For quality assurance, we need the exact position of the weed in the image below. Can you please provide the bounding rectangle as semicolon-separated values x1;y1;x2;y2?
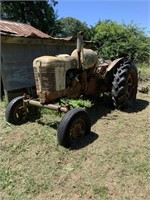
134;163;150;178
93;185;109;200
23;177;52;195
0;167;21;192
11;140;28;155
60;98;92;108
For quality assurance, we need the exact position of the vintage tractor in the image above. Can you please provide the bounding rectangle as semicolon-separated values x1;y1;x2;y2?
5;32;138;148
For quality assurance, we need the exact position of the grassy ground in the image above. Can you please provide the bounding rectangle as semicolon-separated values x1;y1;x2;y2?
0;82;149;200
138;63;150;80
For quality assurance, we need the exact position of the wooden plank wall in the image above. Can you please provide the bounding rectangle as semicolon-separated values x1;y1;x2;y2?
1;42;76;92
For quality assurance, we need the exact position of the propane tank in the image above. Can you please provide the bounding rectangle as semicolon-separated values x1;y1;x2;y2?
71;48;98;69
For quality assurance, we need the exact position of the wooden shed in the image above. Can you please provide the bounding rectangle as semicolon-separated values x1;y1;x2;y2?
0;20;76;101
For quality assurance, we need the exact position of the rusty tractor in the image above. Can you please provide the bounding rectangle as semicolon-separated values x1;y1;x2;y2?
5;32;138;148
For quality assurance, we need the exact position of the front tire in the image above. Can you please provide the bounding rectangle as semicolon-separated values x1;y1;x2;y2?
5;96;40;125
57;108;91;148
112;61;138;109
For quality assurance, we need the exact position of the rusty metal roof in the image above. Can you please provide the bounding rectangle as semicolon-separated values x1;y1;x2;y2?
0;20;73;41
0;20;51;38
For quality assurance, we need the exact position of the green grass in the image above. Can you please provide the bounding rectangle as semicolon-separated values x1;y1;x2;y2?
93;185;109;200
0;89;150;200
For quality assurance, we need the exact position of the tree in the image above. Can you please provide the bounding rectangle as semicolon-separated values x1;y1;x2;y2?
58;17;92;40
1;0;60;36
92;20;149;63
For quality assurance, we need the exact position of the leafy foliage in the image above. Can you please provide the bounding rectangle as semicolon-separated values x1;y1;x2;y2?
92;20;149;63
1;0;59;35
1;2;149;63
58;17;92;40
60;98;92;108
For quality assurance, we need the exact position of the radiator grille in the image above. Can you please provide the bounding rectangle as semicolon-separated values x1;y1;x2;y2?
33;67;56;92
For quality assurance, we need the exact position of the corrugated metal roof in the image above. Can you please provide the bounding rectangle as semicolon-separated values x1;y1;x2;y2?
0;20;73;41
0;20;51;38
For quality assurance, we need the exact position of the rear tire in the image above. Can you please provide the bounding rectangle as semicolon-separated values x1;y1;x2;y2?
112;61;138;109
57;108;91;148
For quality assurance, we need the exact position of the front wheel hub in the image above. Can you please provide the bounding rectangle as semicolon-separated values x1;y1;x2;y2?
70;118;86;138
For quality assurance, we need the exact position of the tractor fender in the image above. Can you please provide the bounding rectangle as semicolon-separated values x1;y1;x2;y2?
106;57;125;72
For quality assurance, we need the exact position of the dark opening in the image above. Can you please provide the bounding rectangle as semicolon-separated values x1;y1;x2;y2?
0;78;4;100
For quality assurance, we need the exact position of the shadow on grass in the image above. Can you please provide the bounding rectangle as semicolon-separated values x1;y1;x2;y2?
36;96;149;150
37;96;113;129
37;120;59;130
36;96;113;150
35;98;149;128
86;96;114;126
70;131;99;150
123;99;149;113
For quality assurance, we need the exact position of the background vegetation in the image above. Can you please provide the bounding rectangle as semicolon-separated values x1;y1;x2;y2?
1;0;149;65
92;20;149;62
1;0;60;35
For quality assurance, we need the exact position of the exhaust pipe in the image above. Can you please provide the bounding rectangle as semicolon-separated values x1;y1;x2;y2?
77;31;84;69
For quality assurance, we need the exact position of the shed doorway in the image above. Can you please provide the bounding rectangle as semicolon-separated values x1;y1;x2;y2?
0;78;4;101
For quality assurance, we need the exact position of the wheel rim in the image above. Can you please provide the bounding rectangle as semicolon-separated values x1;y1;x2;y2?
70;118;86;139
126;74;133;98
13;103;26;123
126;71;136;100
